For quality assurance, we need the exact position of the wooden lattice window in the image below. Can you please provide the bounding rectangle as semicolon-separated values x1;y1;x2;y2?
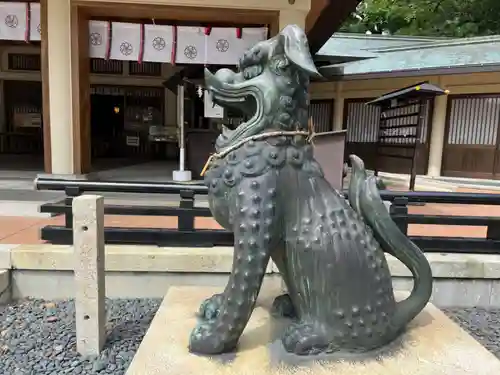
343;99;380;142
8;53;41;71
90;58;123;74
309;99;334;133
129;61;162;76
447;96;500;145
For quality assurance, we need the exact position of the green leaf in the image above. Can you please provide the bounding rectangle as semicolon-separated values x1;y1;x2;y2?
341;0;500;37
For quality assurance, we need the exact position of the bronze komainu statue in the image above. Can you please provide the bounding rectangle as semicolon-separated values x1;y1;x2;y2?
188;24;433;356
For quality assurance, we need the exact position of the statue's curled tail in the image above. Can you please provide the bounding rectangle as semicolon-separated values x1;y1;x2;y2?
347;155;433;330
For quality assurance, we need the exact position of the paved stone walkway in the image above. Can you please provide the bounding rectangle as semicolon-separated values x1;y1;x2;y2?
0;215;221;244
409;187;500;238
0;185;498;245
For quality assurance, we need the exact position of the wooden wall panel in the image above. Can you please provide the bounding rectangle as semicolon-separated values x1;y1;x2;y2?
41;0;51;172
71;5;91;174
443;95;500;179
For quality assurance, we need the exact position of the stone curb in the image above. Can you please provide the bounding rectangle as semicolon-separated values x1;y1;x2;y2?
0;269;10;303
1;244;500;279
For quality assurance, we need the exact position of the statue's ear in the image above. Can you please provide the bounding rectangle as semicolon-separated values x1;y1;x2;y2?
279;24;322;78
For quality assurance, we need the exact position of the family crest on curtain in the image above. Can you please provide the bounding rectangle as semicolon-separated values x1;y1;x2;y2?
88;22;268;65
0;2;40;42
0;1;268;66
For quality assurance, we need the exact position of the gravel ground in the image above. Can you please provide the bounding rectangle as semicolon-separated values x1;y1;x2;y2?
0;298;161;375
0;299;499;374
444;308;500;359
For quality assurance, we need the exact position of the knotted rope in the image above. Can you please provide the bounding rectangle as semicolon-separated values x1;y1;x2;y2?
200;120;317;176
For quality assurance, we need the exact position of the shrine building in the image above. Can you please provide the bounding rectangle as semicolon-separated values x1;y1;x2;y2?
0;0;354;179
1;0;499;181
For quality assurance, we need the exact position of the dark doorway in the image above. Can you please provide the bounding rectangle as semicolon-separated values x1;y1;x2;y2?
2;80;43;156
90;93;125;158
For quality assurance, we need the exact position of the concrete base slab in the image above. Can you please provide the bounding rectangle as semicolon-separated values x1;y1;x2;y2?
5;245;500;307
126;286;500;375
0;269;10;303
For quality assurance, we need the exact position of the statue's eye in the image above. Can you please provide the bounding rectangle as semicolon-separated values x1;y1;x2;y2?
270;55;289;75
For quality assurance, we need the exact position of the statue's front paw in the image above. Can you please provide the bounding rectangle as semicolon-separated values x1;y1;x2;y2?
198;293;225;321
189;321;234;355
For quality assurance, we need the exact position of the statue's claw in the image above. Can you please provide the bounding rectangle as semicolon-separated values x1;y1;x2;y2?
197;293;225;321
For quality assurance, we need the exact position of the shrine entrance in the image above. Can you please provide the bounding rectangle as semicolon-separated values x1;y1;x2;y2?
44;0;341;176
89;84;169;162
0;2;43;172
3;80;43;158
63;2;277;176
90;86;125;159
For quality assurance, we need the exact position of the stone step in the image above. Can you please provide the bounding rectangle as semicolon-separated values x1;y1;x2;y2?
0;269;9;303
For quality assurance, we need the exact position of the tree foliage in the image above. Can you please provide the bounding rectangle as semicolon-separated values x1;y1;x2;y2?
341;0;500;37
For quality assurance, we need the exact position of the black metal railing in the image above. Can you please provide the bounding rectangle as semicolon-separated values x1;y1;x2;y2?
386;195;500;253
35;177;232;247
35;176;500;253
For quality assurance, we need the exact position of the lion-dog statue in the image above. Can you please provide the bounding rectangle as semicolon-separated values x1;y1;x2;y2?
188;24;433;356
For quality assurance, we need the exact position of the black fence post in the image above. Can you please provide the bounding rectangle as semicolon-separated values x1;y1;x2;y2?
487;222;500;241
389;196;409;234
178;189;195;231
64;186;82;229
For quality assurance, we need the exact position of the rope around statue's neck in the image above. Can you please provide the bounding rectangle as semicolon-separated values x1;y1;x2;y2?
200;126;316;176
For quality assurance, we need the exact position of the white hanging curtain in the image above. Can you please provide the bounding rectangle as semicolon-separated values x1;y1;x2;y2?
88;20;110;59
175;26;207;65
0;2;28;41
206;27;241;65
0;8;268;64
29;2;41;41
143;24;174;63
109;22;142;61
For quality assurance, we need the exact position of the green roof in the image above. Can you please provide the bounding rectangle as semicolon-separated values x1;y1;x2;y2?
315;33;379;63
317;33;450;56
318;35;500;77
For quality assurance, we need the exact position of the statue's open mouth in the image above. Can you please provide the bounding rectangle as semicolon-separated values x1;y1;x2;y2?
204;68;265;148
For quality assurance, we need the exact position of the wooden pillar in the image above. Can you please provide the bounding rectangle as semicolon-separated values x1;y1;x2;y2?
269;14;280;36
278;9;308;30
333;82;344;131
71;5;91;174
40;0;51;173
427;94;449;177
47;0;74;174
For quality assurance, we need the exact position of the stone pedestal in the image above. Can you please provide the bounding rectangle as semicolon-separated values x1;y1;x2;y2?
126;286;500;375
73;195;106;357
172;169;192;182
